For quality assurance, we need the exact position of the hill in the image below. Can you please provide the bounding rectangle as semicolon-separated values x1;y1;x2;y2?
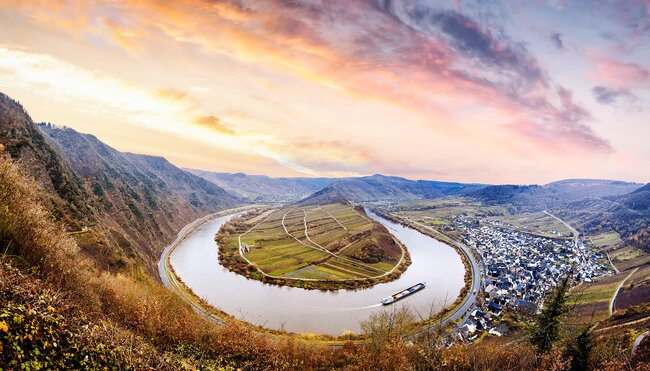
600;183;650;249
186;169;340;202
0;93;239;272
313;174;485;203
546;179;642;200
216;201;408;289
468;180;641;212
189;171;486;204
294;187;349;206
0;93;92;228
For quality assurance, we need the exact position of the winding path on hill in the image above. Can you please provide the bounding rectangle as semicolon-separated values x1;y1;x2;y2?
609;267;639;315
543;210;579;248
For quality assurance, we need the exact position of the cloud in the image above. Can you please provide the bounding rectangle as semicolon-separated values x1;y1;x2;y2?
508;86;611;153
155;88;189;101
193;115;236;135
592;85;634;104
591;58;650;90
0;46;280;162
0;0;618;178
374;2;544;85
550;32;564;50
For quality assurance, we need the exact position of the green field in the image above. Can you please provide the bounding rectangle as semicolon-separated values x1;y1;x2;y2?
587;232;650;272
590;232;623;248
486;212;573;238
234;203;402;281
394;198;508;222
394;198;574;239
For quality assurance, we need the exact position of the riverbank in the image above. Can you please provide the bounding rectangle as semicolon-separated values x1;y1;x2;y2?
161;207;466;339
215;204;412;290
372;210;479;328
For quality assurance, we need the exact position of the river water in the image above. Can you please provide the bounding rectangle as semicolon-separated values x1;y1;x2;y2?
169;211;465;335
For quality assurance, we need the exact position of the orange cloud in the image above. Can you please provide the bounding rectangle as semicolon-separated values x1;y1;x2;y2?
155;88;189;101
193;115;236;135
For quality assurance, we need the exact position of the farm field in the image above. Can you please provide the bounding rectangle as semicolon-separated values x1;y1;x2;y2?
615;264;650;311
569;272;631;324
608;245;650;271
485;212;573;238
231;202;404;281
587;231;650;271
394;198;508;223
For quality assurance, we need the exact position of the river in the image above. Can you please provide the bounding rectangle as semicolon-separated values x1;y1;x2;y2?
169;211;465;335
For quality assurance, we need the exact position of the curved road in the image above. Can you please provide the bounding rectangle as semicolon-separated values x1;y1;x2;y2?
609;267;639;315
633;330;649;357
398;217;481;334
158;207;258;325
159;208;480;338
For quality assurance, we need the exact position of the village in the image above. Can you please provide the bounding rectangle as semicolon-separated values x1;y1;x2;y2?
452;215;612;342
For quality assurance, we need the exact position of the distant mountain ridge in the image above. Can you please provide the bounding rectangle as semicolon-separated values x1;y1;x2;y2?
191;170;487;203
186;169;340;202
468;179;641;212
317;174;486;202
465;177;649;250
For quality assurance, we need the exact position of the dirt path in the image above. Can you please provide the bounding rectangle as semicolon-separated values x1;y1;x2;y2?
317;204;348;231
302;209;388;275
610;267;639;315
632;330;649;357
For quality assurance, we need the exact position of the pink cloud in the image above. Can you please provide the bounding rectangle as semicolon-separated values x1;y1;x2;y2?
3;0;615;172
591;58;650;90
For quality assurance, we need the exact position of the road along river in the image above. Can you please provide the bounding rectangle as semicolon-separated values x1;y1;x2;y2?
166;210;465;335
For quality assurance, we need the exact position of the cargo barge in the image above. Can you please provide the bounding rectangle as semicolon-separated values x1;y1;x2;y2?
381;282;426;305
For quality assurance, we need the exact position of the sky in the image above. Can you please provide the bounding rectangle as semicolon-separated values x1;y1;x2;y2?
0;0;649;184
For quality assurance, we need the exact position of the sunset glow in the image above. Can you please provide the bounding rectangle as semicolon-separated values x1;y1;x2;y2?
1;0;649;183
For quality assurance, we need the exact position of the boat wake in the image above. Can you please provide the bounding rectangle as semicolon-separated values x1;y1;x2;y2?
297;303;383;311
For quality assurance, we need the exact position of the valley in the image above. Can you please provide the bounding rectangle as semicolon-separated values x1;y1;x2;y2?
0;92;648;368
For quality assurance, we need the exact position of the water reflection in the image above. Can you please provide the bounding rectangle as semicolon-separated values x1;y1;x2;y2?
170;211;465;335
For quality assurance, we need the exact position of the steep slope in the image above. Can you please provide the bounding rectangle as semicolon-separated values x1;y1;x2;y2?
607;183;650;249
469;180;642;212
550;183;650;250
186;169;341;202
615;183;650;212
0;92;239;272
318;174;485;202
0;93;91;228
38;123;239;266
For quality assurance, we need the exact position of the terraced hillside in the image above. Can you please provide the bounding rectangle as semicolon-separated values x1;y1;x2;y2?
217;202;410;289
